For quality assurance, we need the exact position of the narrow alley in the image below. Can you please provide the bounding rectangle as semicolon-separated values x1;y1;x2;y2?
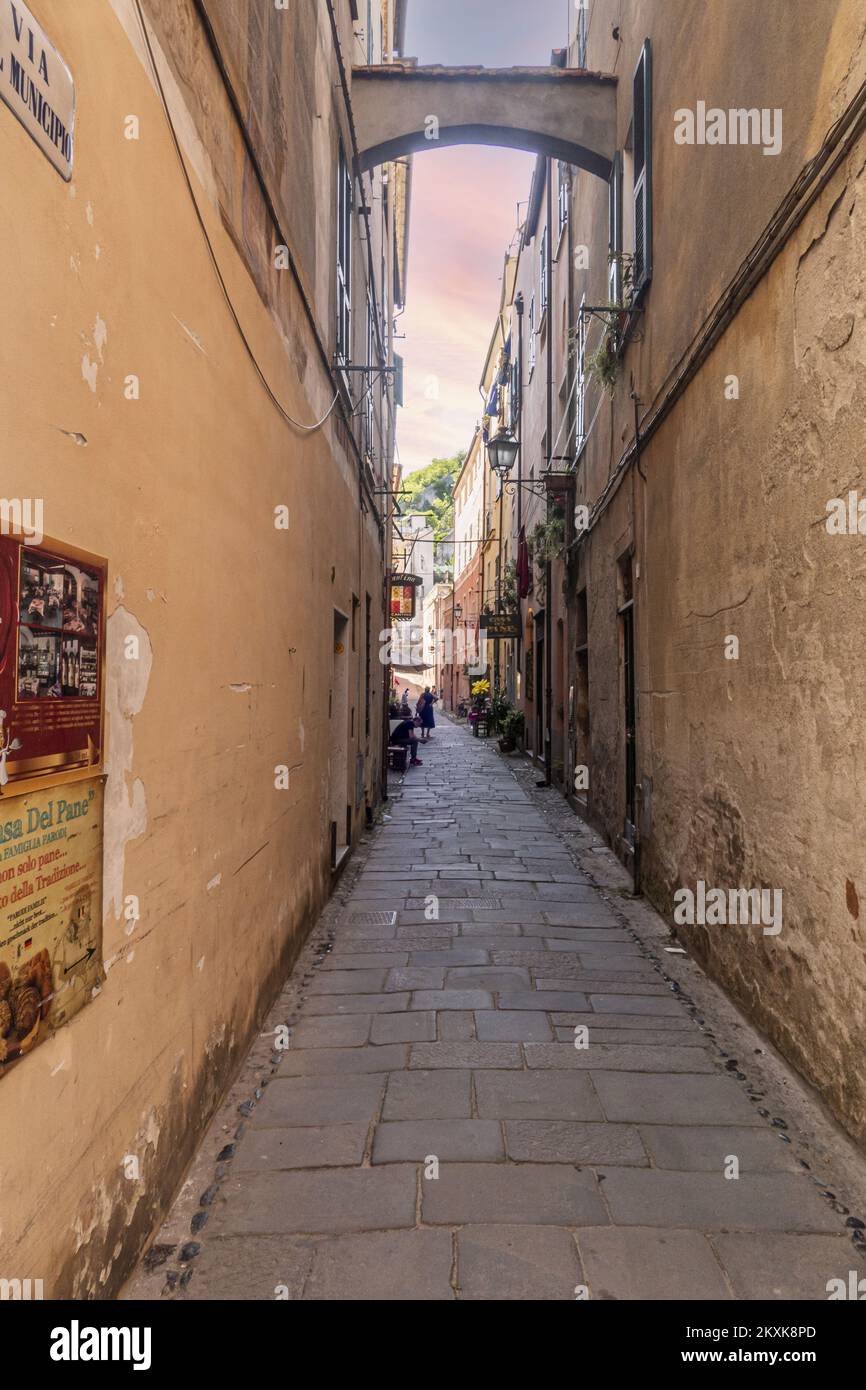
125;717;866;1302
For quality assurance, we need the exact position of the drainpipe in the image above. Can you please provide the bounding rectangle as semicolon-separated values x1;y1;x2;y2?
544;158;554;787
631;382;645;894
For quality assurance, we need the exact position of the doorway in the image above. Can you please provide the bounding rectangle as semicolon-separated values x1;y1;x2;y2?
618;555;637;868
330;610;350;868
535;624;545;767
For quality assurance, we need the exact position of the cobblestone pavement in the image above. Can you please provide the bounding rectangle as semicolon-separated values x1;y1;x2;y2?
125;718;866;1301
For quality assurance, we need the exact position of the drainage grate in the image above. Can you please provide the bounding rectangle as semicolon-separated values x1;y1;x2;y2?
455;898;502;910
346;910;398;926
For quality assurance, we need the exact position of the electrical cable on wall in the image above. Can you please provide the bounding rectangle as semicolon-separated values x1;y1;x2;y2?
132;0;340;434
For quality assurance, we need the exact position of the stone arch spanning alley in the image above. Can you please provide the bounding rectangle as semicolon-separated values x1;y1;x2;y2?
351;65;617;180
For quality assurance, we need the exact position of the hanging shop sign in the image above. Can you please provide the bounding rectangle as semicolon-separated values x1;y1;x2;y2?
480;612;521;639
0;0;75;180
390;572;421;622
0;534;106;792
0;774;104;1076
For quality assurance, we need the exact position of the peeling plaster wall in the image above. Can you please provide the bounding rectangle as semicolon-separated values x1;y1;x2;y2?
0;0;390;1294
639;149;866;1144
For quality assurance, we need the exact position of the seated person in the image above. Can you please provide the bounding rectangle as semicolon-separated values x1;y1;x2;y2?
390;714;423;765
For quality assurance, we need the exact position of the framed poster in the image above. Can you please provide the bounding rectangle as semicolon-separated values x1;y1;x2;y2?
0;775;104;1076
0;534;106;793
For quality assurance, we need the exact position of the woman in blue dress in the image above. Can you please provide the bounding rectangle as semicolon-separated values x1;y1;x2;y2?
417;686;437;742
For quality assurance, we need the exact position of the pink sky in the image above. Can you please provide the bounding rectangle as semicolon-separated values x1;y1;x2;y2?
398;0;567;476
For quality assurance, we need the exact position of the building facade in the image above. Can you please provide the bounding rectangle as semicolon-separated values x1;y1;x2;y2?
480;0;866;1147
0;0;408;1294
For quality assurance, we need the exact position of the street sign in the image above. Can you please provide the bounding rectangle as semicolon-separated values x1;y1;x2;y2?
480;612;521;639
0;0;75;180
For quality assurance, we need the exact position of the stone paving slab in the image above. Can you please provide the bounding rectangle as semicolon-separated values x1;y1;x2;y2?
639;1124;802;1172
591;1072;763;1125
504;1120;647;1166
303;1230;455;1300
216;1166;418;1235
456;1225;582;1300
278;1044;409;1076
475;1009;553;1041
709;1233;861;1300
598;1169;841;1231
252;1075;386;1127
235;1124;369;1172
576;1228;731;1300
422;1163;608;1226
474;1070;605;1120
524;1042;717;1073
372;1119;504;1163
383;1069;472;1119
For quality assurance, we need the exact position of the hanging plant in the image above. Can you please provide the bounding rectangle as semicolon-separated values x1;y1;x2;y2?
577;252;637;396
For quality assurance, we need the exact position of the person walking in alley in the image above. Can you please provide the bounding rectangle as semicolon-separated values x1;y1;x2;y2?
417;685;437;742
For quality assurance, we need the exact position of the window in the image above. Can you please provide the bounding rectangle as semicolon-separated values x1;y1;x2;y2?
576;1;588;68
632;40;653;291
336;144;353;363
528;294;536;371
608;151;623;305
539;226;548;314
558;162;569;237
509;356;520;428
364;289;376;459
575;295;586;453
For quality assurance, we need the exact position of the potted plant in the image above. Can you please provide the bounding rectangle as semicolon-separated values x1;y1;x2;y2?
498;708;525;753
489;687;511;735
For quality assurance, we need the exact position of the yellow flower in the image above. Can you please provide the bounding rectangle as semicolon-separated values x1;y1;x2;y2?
471;679;490;697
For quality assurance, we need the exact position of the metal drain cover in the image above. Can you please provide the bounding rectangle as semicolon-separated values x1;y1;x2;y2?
346;911;398;926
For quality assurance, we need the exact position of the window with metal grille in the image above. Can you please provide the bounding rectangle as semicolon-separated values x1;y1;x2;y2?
336;145;353;363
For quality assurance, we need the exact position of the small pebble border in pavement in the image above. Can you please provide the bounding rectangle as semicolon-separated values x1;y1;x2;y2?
123;717;866;1301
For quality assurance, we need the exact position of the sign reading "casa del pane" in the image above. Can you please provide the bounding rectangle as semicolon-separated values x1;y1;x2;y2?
0;0;74;179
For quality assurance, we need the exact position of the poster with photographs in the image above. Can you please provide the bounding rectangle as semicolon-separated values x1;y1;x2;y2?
0;536;106;790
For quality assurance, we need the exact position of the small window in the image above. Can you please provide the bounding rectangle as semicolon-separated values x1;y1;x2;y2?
528;293;537;371
364;289;376;458
336;145;353;363
558;162;569;237
632;40;653;291
576;1;588;68
575;295;587;452
540;226;549;314
608;151;623;304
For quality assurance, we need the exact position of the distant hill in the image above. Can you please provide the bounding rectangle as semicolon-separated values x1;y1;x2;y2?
402;451;465;542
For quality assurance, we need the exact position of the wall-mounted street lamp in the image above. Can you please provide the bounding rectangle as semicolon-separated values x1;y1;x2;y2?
487;429;520;481
454;603;463;623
